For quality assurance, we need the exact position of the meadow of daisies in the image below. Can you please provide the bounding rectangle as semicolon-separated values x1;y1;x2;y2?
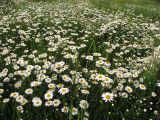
0;0;160;120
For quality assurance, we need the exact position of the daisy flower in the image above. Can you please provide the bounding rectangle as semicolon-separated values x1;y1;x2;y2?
48;83;56;89
79;100;89;109
125;86;133;93
58;88;69;95
0;89;4;94
53;99;61;107
32;97;42;107
102;92;114;102
62;75;71;82
72;107;78;115
61;106;69;113
10;92;19;98
96;74;105;81
104;77;113;83
16;95;24;103
45;101;53;106
139;84;146;90
3;98;10;103
25;88;33;95
44;92;53;100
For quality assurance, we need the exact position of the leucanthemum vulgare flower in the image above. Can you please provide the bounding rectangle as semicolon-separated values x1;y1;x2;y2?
45;101;53;106
125;86;133;93
102;92;114;102
25;88;33;95
32;97;42;107
44;92;53;100
30;81;41;87
58;88;69;95
96;74;105;81
81;90;89;94
121;92;128;98
71;107;78;115
62;75;72;82
45;78;52;83
10;92;19;98
79;100;89;109
139;84;147;90
57;84;64;88
48;83;56;89
3;98;10;103
16;95;24;103
61;106;69;113
0;89;4;94
53;99;61;107
103;76;113;83
17;106;24;113
86;55;93;61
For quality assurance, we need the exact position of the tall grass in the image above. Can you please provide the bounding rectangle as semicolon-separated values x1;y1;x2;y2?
89;0;160;22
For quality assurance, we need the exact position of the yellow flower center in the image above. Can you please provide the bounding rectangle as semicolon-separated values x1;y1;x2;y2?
98;76;103;78
105;78;109;81
36;101;40;104
47;94;51;97
54;101;58;104
105;95;111;100
62;89;66;92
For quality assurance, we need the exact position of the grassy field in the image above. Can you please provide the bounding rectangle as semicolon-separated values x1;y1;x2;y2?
89;0;160;21
0;0;160;120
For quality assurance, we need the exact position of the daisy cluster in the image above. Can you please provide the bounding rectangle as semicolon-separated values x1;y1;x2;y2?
0;1;159;120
